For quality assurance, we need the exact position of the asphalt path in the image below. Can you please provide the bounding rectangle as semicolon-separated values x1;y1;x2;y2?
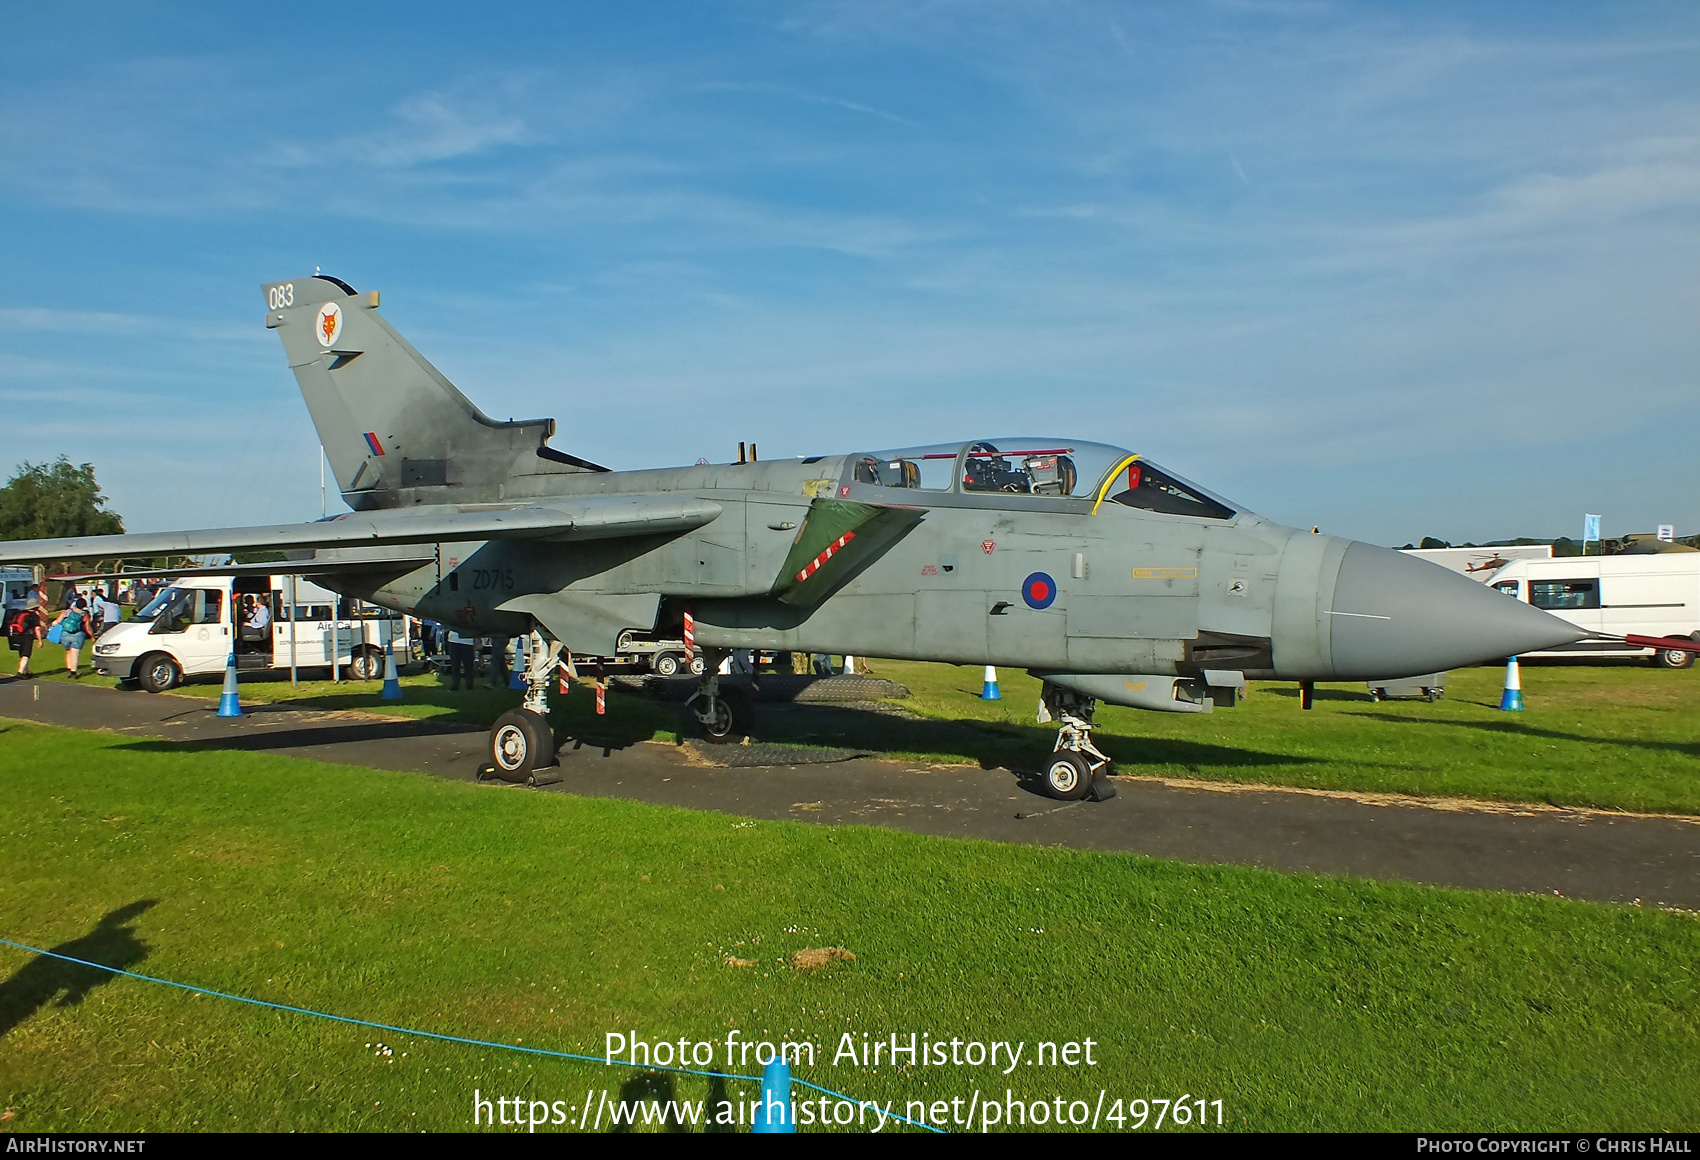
3;679;1696;909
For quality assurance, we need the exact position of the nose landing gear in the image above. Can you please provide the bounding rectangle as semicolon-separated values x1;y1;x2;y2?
685;652;754;743
1037;682;1117;802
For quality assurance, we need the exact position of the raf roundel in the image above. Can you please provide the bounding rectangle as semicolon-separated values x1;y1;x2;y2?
316;301;342;347
1022;571;1058;610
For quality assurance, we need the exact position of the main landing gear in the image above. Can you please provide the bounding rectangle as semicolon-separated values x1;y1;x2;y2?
685;652;754;744
486;631;564;785
1036;682;1117;802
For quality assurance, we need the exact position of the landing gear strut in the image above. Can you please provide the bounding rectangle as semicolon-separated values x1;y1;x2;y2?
485;630;563;785
686;651;753;743
1037;682;1116;802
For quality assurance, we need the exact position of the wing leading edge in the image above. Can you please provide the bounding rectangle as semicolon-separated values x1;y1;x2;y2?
0;495;724;565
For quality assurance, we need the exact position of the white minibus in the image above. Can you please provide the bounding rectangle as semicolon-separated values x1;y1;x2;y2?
92;574;408;690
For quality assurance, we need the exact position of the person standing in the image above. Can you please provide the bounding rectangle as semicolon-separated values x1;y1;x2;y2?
446;629;476;691
8;604;42;679
96;591;122;637
487;634;509;689
53;598;96;679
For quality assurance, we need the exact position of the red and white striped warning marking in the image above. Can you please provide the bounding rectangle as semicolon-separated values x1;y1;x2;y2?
795;531;856;583
682;610;695;661
558;668;570;695
595;679;606;716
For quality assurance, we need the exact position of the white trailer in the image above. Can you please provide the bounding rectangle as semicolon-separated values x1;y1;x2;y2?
92;573;408;690
1486;553;1700;668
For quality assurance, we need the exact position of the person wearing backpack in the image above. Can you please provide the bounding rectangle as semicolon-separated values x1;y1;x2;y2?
51;598;96;679
8;606;42;679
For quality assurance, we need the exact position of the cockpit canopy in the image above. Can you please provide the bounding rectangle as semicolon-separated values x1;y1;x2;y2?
848;438;1238;520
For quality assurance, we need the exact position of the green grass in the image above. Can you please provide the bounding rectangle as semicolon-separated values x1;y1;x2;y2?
0;719;1696;1132
9;636;1699;814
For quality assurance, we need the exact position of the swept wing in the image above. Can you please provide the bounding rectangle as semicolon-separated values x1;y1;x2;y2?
0;495;722;565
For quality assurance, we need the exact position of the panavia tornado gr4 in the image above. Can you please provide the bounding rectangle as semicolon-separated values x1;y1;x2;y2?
0;275;1595;799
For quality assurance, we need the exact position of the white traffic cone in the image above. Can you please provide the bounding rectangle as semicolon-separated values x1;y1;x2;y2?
381;638;403;701
981;665;1000;700
1498;656;1523;712
843;654;857;675
216;652;243;717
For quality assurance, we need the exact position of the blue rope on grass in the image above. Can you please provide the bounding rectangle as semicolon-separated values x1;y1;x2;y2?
0;936;944;1133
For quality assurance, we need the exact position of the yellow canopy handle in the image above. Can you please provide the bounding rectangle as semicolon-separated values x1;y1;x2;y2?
1091;454;1141;515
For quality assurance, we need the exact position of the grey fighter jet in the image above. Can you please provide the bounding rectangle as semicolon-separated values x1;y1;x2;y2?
0;275;1593;799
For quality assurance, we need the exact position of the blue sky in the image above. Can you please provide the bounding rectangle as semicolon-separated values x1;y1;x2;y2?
2;2;1696;545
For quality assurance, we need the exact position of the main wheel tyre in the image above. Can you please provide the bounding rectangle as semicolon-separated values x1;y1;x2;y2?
489;709;555;782
1655;647;1695;670
349;647;383;681
654;652;682;677
1042;751;1094;801
136;653;180;694
693;686;753;744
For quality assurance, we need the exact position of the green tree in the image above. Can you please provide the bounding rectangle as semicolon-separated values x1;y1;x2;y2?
0;457;125;541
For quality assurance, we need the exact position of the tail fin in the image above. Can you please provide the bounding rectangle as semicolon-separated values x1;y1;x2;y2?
262;275;601;508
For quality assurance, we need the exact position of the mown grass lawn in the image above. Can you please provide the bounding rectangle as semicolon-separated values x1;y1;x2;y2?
0;719;1696;1132
11;634;1695;815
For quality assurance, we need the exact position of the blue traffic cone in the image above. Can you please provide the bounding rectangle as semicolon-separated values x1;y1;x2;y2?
216;652;243;717
1498;656;1523;712
381;639;403;701
981;665;1001;700
751;1058;794;1133
507;637;526;690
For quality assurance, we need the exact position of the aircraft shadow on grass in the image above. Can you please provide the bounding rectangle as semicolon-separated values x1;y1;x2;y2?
1261;686;1377;703
0;901;157;1041
1348;713;1700;760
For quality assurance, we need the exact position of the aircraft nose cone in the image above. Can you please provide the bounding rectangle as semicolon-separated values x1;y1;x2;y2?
1327;543;1587;680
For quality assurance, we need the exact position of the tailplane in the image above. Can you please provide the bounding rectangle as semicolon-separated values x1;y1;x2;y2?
262;275;602;508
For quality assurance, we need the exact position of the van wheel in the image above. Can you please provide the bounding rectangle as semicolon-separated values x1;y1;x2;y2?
349;647;384;681
136;653;180;694
688;654;706;677
653;652;682;677
1656;647;1695;670
489;709;555;782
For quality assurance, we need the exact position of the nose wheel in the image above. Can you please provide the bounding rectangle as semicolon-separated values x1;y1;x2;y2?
1037;682;1117;802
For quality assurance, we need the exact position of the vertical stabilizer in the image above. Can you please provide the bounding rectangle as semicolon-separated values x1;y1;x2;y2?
262;275;580;509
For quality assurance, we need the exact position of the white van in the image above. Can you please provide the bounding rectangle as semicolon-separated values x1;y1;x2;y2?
92;574;409;691
1486;553;1700;668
